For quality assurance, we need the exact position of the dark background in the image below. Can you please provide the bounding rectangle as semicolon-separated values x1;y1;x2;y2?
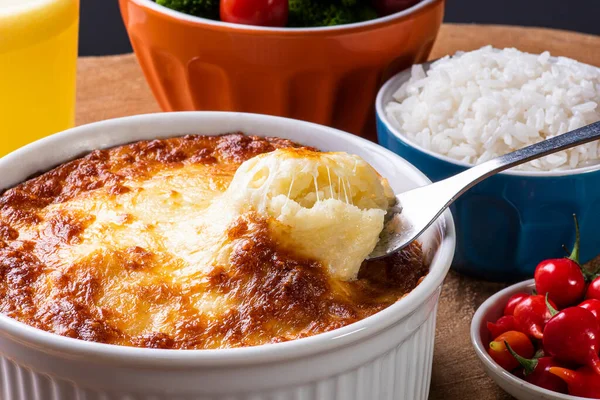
81;0;599;56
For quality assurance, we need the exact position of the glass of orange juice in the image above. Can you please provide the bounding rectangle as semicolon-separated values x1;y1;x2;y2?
0;0;79;156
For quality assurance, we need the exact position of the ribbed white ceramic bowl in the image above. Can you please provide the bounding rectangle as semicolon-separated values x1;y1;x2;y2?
0;112;455;400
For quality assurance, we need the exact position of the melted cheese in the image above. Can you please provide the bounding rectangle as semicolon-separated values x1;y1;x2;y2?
0;134;423;350
29;148;392;333
32;163;236;336
224;148;395;281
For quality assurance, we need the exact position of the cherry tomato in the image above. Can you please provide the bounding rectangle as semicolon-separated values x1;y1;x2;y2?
550;366;600;397
579;299;600;324
543;306;600;375
514;295;556;339
488;331;534;371
487;315;517;339
504;293;529;316
220;0;288;27
372;0;421;16
586;277;600;300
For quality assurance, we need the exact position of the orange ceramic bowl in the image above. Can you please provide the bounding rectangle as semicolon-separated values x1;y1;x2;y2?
119;0;445;140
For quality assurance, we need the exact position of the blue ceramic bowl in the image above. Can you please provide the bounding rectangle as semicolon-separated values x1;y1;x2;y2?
375;66;600;282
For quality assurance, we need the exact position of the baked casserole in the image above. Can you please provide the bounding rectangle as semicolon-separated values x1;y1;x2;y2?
0;133;427;349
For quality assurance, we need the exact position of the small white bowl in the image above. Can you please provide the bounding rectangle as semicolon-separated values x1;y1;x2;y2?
471;279;587;400
0;112;455;400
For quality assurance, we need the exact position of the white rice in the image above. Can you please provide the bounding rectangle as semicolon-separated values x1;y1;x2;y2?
385;46;600;171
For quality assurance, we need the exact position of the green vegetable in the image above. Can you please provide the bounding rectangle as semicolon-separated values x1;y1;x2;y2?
155;0;220;20
155;0;378;27
288;0;378;27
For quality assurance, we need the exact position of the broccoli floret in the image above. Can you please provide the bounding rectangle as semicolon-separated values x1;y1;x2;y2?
155;0;220;20
288;0;377;27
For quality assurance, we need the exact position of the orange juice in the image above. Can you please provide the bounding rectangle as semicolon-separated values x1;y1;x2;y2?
0;0;79;156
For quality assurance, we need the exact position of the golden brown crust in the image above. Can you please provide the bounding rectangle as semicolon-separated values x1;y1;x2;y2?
0;133;427;349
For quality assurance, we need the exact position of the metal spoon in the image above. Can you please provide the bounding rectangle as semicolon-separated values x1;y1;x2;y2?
368;120;600;260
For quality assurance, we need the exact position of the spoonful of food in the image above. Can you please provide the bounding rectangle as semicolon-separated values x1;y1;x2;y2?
368;120;600;260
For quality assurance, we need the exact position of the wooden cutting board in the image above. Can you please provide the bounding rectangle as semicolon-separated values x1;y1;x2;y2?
75;24;600;400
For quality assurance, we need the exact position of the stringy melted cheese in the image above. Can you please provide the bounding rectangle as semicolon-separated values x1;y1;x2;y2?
0;134;427;349
224;148;396;281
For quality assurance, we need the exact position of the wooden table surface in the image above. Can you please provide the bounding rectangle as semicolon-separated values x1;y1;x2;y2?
75;23;600;399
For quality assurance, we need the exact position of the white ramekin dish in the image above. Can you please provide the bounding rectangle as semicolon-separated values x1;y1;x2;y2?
0;112;455;400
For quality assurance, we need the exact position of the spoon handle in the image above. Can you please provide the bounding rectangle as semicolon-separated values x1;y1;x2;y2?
440;121;600;205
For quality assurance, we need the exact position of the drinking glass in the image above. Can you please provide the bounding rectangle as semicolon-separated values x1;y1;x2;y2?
0;0;79;156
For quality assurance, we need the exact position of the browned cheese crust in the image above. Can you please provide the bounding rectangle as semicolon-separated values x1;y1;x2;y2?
0;133;427;349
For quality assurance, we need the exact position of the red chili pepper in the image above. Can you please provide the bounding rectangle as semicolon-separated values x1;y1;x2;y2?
549;366;600;397
534;216;585;308
579;299;600;324
513;368;526;380
505;343;568;393
487;315;517;339
488;331;534;371
514;295;556;339
587;277;600;300
543;302;600;375
503;293;529;316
